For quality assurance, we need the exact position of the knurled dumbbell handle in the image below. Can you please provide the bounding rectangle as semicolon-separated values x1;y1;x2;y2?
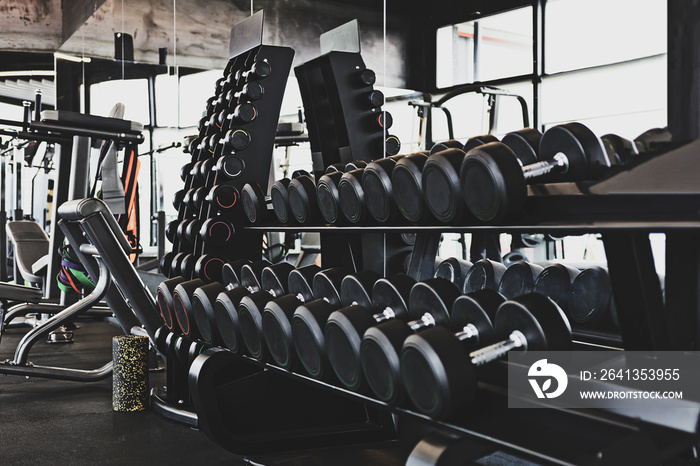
522;153;569;180
373;307;396;322
469;329;526;366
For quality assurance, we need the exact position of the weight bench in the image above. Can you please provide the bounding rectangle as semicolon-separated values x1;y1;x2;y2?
1;221;48;304
0;198;159;381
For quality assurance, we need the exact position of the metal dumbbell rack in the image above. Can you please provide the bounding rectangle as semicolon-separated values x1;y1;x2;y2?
171;16;700;466
187;138;700;465
163;11;294;282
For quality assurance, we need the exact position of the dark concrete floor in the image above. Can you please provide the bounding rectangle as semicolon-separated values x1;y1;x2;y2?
0;317;408;465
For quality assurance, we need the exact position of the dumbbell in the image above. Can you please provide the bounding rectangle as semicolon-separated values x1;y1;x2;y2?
206;184;240;214
269;171;312;224
241;182;276;224
288;172;322;224
357;277;462;403
567;265;614;327
316;161;369;225
211;259;309;354
459;123;610;223
424;130;541;223
389;137;492;224
323;273;415;391
171;259;272;341
497;260;544;299
236;261;308;361
633;127;672;153
242;60;272;81
462;258;507;294
242;264;376;364
337;167;370;224
292;269;379;380
216;152;246;179
601;133;637;165
401;293;571;419
532;263;580;312
433;257;473;291
361;154;416;224
337;156;402;225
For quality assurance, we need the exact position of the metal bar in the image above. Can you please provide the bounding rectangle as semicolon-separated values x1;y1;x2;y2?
14;255;110;364
45;140;72;299
664;232;700;350
28;121;143;144
668;2;700;141
0;361;112;382
79;212;162;340
601;233;668;350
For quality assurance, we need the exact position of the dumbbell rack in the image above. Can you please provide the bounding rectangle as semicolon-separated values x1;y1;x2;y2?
164;11;294;282
189;137;700;464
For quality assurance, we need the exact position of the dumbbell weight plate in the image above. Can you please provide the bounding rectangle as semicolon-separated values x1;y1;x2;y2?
568;266;612;324
460;142;526;223
497;261;544;299
463;259;507;294
192;282;226;344
157;276;186;329
533;263;580;311
194;255;226;283
391;152;430;223
214;287;250;353
539;122;610;182
316;172;344;224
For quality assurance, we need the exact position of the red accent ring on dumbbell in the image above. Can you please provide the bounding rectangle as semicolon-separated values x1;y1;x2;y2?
156;289;174;329
174;293;190;336
216;189;238;209
208;221;232;243
203;257;225;281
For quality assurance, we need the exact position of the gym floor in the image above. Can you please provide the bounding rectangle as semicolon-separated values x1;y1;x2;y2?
0;317;408;465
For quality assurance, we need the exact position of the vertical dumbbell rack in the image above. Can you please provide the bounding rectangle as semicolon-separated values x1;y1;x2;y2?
163;11;294;284
295;19;400;179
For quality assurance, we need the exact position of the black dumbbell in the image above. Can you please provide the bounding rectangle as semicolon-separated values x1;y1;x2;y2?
633;127;672;153
337;168;370;224
292;269;378;380
497;260;544;299
261;264;329;369
243;60;272;81
323;273;415;392
170;259;271;341
463;258;507;294
358;277;462;404
361;155;407;224
241;183;275;224
288;172;322;224
434;257;473;291
421;135;505;223
269;171;311;224
211;259;308;355
566;265;615;327
426;130;542;223
401;293;571;419
206;184;240;213
532;263;580;312
317;162;371;225
459;123;610;223
236;262;304;360
391;151;430;223
601;133;637;165
216;153;246;179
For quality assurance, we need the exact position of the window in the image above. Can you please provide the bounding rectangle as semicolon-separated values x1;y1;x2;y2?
436;7;533;89
545;0;666;74
90;79;150;125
